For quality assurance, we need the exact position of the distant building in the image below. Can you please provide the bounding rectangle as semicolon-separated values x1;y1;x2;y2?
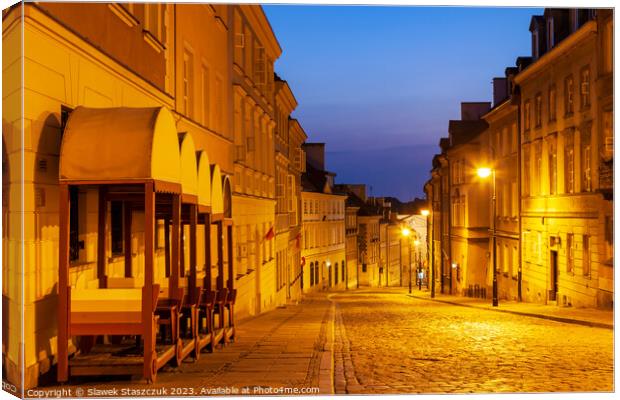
301;144;346;292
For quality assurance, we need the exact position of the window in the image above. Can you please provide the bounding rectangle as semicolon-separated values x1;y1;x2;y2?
532;29;539;59
548;85;557;122
564;75;574;115
215;76;223;133
341;261;345;283
523;145;530;197
69;187;80;262
563;129;575;194
534;141;542;195
254;46;266;89
567;233;574;273
202;65;211;127
523;100;531;131
548;137;557;195
581;127;592;192
547;17;555;49
183;50;194;118
111;201;123;255
334;262;339;284
580;67;590;109
582;235;590;276
310;262;314;286
144;3;165;44
534;93;542;128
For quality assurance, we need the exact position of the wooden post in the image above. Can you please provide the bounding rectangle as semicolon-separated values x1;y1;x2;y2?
204;214;212;291
143;182;155;381
216;221;224;290
227;224;234;292
171;194;180;297
57;183;70;382
164;219;170;278
124;203;132;278
97;186;108;288
189;205;197;303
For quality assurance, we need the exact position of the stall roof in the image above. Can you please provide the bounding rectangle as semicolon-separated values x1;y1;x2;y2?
60;107;181;185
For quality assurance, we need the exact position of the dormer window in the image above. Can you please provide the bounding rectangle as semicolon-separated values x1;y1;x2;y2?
546;17;554;50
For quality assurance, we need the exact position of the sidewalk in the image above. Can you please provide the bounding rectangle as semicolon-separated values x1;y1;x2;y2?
407;289;614;329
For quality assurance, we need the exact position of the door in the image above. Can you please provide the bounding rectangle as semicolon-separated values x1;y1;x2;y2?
549;250;558;301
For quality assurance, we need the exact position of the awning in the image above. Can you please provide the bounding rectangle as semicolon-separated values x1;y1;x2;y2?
178;132;198;202
196;150;212;210
59;107;181;187
210;164;223;216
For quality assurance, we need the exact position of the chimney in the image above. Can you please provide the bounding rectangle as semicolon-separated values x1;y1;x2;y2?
492;78;509;107
302;143;325;171
461;102;492;121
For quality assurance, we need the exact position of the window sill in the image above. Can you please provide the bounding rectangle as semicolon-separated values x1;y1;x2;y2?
143;30;165;54
108;4;139;28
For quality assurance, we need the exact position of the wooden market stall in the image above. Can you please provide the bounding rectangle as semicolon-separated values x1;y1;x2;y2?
57;106;184;383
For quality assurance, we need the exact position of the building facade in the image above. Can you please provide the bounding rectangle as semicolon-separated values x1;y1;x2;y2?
516;9;613;308
301;144;346;292
1;2;310;389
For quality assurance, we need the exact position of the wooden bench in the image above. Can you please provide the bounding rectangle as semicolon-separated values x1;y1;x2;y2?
68;285;160;381
224;289;237;343
212;288;229;345
196;289;216;353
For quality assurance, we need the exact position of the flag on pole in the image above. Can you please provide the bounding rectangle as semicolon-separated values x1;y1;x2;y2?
264;226;275;241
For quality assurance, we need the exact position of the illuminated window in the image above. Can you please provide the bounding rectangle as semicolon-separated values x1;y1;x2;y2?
523;145;531;197
534;141;542;195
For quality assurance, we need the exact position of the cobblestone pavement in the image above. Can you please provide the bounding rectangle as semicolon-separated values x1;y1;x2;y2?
332;289;614;394
38;295;332;397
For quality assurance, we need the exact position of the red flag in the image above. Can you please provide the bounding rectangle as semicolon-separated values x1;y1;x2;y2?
301;256;306;267
265;226;275;241
295;233;301;249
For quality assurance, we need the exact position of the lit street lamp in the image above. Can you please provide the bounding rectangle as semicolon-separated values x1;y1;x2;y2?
477;167;498;307
401;227;412;293
420;209;431;297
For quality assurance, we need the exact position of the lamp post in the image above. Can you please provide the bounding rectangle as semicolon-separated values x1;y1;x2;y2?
420;209;431;297
477;167;498;307
414;239;421;290
401;227;412;293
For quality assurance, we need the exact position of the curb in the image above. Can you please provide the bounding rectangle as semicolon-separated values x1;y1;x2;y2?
408;294;613;330
318;299;335;395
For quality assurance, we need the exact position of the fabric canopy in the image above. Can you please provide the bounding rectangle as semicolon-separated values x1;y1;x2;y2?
178;132;198;198
59;106;181;184
196;150;212;208
210;164;223;215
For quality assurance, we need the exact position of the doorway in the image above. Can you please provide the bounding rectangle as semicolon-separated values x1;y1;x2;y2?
549;250;558;301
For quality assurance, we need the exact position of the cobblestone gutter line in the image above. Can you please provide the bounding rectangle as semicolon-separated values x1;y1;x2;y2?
333;302;362;394
408;294;613;330
317;300;335;394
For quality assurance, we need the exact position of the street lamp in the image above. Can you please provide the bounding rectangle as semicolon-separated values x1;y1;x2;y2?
420;209;432;297
401;227;412;293
477;167;498;307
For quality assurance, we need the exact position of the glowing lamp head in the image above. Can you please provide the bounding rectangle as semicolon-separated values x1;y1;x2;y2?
421;209;430;217
401;227;411;237
477;167;492;178
414;239;420;246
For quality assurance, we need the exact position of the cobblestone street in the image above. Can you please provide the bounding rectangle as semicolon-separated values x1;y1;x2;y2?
332;289;614;394
35;289;613;397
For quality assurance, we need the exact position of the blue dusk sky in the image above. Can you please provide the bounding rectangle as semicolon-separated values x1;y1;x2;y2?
263;5;543;201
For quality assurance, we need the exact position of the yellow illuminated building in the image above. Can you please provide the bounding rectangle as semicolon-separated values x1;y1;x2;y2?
2;2;308;389
301;144;346;292
516;9;613;308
